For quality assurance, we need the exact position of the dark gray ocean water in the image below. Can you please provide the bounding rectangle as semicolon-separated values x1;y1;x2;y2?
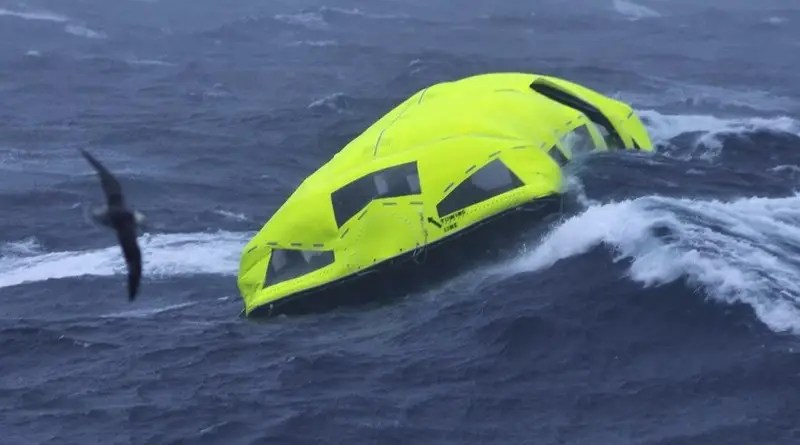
2;0;800;443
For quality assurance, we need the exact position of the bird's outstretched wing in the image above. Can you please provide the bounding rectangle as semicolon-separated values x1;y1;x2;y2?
80;149;125;207
116;218;142;300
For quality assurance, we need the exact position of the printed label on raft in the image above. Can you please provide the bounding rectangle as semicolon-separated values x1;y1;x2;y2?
443;222;458;232
441;209;465;224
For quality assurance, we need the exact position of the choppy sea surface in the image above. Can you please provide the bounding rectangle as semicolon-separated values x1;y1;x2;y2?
2;0;800;443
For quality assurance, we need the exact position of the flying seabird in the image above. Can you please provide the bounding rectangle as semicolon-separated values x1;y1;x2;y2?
80;149;144;301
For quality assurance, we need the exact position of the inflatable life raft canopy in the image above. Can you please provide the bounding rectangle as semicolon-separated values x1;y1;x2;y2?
237;72;653;317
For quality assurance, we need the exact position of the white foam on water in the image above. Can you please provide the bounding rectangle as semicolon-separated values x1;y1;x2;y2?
640;110;800;144
64;24;106;39
770;165;800;174
289;40;339;47
274;6;404;30
320;6;408;20
0;231;253;290
500;194;800;334
1;237;44;258
125;58;176;67
637;109;800;160
1;7;107;40
274;12;328;29
100;301;199;319
213;210;250;222
613;72;797;115
0;8;68;22
308;92;350;112
638;85;793;114
0;7;106;40
764;16;787;26
613;0;661;20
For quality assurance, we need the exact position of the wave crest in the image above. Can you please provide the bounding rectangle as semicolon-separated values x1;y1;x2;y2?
504;194;800;334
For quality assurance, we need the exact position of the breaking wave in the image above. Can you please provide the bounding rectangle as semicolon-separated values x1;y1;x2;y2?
641;110;800;144
502;193;800;334
638;109;800;161
0;231;251;290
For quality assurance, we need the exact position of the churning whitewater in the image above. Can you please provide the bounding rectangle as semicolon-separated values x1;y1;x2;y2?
504;193;800;334
0;231;250;290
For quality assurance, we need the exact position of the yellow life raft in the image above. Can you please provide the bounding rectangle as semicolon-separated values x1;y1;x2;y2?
237;72;653;317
